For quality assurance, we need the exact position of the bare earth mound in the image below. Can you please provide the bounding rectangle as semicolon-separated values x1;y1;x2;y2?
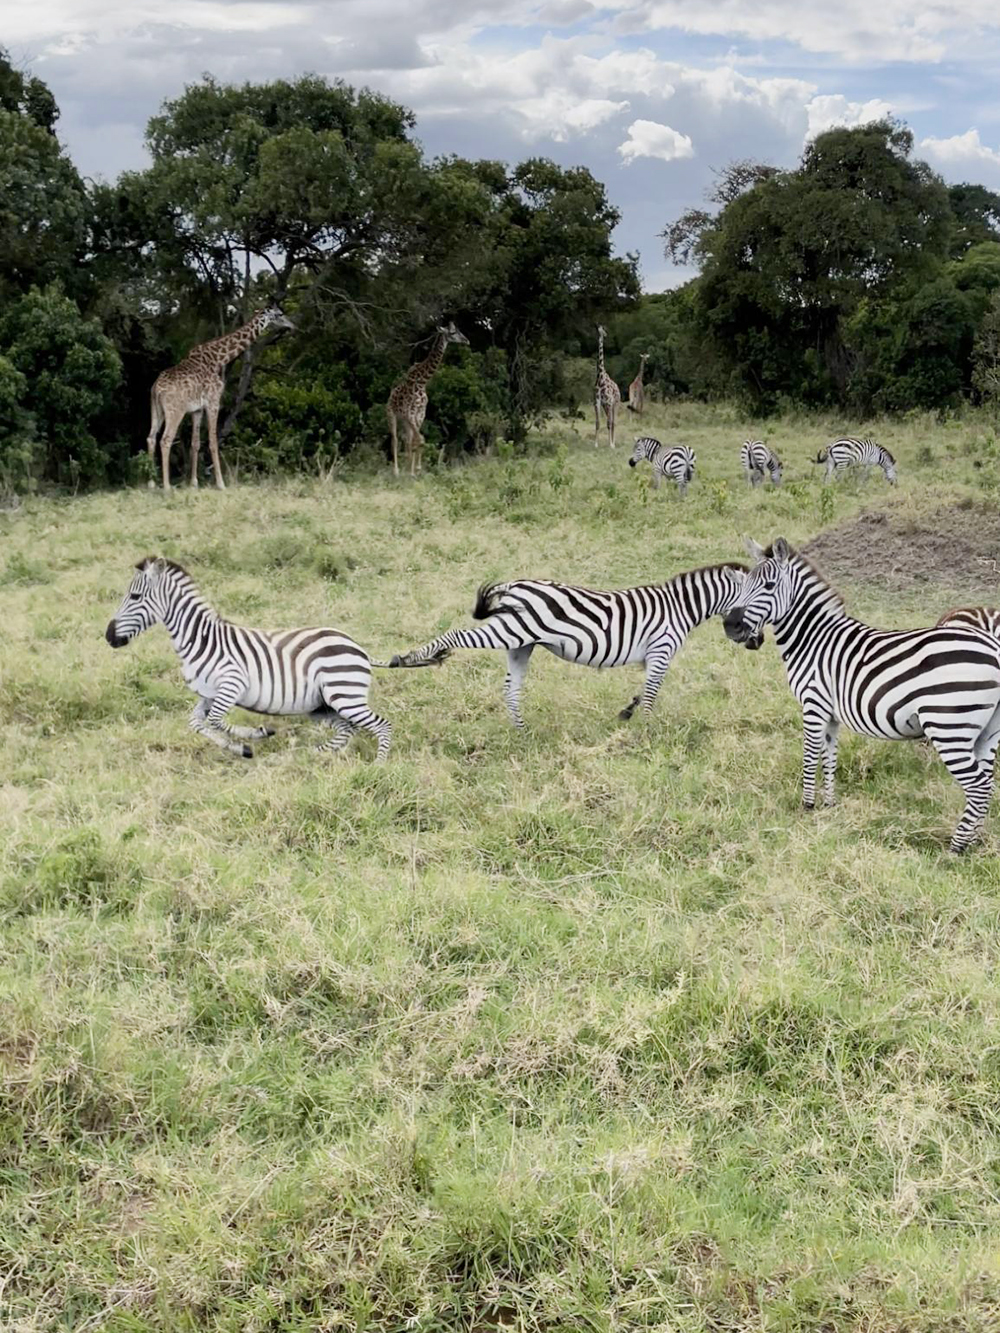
803;501;1000;598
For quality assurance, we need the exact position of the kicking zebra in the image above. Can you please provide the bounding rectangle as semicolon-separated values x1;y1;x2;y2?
628;437;696;495
937;606;1000;641
104;557;431;761
387;564;756;728
740;439;782;487
813;437;896;485
723;538;1000;852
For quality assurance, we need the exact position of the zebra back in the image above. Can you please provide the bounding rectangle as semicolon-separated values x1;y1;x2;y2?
937;606;1000;640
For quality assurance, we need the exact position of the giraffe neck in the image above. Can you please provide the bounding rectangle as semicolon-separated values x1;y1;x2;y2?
408;333;448;387
597;333;607;379
200;313;271;369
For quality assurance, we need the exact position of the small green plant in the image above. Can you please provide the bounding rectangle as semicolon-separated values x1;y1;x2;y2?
708;479;729;515
546;441;572;493
818;483;835;526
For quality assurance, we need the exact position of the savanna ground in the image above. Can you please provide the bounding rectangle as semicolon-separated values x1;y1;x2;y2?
3;403;1000;1332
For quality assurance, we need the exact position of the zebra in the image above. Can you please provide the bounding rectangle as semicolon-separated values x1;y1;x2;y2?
104;557;435;761
628;437;696;495
937;606;1000;642
813;437;896;485
386;564;756;728
740;439;782;487
723;537;1000;853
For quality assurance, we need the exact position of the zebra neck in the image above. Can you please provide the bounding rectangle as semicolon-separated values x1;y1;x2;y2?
162;589;222;658
773;571;848;647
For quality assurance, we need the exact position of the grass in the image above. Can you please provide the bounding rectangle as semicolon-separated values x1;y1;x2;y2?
2;402;1000;1331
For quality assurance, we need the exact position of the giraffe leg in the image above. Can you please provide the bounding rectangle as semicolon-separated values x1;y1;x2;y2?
157;408;185;492
189;411;202;488
594;397;602;448
147;396;164;490
205;400;225;490
387;406;400;477
608;400;616;450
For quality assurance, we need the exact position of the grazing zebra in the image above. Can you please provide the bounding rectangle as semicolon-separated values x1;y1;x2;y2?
387;564;755;728
813;437;896;484
740;439;782;487
104;557;429;761
937;606;1000;642
723;538;1000;852
628;437;696;495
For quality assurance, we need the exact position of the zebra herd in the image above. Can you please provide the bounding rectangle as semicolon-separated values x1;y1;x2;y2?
106;528;1000;853
626;435;896;495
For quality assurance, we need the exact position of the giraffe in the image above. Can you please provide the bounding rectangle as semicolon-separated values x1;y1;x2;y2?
626;352;650;416
386;321;469;476
146;306;295;492
594;324;621;449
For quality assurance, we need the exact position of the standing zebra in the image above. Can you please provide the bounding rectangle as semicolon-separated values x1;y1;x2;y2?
628;437;696;495
723;538;1000;852
387;564;755;728
740;439;782;487
104;557;431;761
814;437;896;484
937;606;1000;642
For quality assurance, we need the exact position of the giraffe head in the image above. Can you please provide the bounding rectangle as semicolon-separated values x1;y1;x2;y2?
597;325;607;339
437;321;469;347
259;306;296;334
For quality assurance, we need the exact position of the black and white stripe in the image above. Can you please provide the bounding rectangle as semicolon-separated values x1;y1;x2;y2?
740;439;782;487
388;564;752;728
628;437;696;494
724;538;1000;852
104;556;414;760
814;437;896;484
937;606;1000;641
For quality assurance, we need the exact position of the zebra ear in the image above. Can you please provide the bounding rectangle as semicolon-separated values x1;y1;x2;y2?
773;537;790;563
744;536;766;563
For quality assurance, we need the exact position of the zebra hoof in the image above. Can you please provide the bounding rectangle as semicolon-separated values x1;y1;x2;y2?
263;728;276;737
802;801;815;811
241;744;253;759
389;654;402;668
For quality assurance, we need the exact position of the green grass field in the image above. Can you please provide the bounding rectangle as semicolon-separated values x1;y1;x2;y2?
3;403;1000;1331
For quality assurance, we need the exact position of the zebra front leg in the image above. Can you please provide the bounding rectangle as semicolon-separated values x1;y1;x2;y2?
194;696;274;743
800;711;826;809
503;646;534;729
190;691;256;758
620;648;675;721
822;717;839;806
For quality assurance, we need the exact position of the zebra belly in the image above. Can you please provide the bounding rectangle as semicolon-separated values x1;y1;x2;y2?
542;639;646;668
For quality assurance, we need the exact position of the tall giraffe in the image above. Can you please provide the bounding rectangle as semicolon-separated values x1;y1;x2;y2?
386;321;469;476
626;352;650;416
594;324;621;449
146;306;295;492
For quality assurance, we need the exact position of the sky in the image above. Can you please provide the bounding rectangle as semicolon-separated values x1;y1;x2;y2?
8;0;1000;291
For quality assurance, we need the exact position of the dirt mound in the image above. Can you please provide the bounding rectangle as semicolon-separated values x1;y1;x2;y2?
802;501;1000;597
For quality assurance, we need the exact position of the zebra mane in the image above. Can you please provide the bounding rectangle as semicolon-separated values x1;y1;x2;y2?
135;555;190;578
770;545;845;610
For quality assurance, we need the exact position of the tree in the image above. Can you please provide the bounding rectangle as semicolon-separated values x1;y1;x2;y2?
0;108;88;298
0;47;58;133
0;287;123;486
661;160;775;266
973;291;1000;417
948;183;1000;255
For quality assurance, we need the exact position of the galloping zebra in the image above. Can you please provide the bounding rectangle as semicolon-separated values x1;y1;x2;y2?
937;606;1000;642
723;538;1000;852
387;564;755;728
740;439;782;487
813;437;896;484
104;557;431;761
628;437;696;495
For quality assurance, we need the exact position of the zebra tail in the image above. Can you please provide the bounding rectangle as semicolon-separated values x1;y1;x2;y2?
813;449;828;464
472;581;508;619
373;646;453;669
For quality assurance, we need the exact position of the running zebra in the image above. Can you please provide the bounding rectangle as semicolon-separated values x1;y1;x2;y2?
104;557;431;760
387;564;755;728
628;437;696;494
937;606;1000;641
723;538;1000;852
740;439;782;487
813;437;896;484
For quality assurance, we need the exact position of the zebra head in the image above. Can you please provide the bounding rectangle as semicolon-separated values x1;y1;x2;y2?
105;557;174;648
628;436;656;468
723;537;794;649
881;449;897;485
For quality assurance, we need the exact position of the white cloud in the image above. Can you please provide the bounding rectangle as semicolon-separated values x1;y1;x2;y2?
920;128;1000;182
619;118;693;163
805;94;894;142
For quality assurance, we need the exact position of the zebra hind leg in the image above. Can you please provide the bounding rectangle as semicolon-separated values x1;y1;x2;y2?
925;731;994;852
328;698;392;761
316;717;357;754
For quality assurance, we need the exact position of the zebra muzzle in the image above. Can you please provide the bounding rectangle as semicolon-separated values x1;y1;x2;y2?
628;459;636;467
105;620;128;649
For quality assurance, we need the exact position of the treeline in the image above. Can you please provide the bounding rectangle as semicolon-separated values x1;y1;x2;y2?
3;48;1000;492
644;121;1000;415
0;51;638;490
